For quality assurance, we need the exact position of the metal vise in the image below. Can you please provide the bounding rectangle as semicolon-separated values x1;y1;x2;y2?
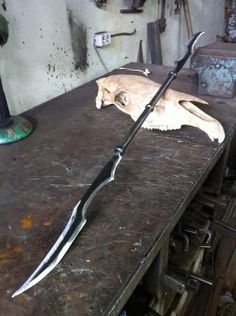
190;42;236;98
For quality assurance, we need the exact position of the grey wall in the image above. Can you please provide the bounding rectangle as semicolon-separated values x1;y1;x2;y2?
0;0;225;114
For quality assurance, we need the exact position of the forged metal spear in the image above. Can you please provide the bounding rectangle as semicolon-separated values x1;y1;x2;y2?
12;32;204;298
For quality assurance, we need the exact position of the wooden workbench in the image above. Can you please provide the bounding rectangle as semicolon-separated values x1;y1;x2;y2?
1;63;236;316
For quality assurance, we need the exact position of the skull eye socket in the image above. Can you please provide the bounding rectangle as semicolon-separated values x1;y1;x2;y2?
114;91;128;107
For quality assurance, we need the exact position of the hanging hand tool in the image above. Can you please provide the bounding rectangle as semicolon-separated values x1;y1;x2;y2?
147;0;166;65
147;20;162;64
174;0;181;15
137;39;144;63
159;0;166;33
174;0;193;37
120;0;146;13
95;0;107;8
182;0;193;37
12;32;204;298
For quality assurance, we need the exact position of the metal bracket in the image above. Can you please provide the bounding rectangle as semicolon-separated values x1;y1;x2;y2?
163;273;186;294
163;269;212;294
163;272;200;294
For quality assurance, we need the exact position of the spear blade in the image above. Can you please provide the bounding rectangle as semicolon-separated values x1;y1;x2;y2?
12;200;86;298
12;32;204;298
12;152;122;298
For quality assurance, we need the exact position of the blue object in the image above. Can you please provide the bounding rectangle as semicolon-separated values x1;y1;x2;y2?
191;41;236;98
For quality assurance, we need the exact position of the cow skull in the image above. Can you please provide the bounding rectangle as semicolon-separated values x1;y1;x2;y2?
95;75;225;143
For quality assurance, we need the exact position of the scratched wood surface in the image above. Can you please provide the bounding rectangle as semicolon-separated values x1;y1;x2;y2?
1;63;236;316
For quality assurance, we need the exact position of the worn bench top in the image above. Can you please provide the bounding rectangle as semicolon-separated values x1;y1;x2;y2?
1;63;236;316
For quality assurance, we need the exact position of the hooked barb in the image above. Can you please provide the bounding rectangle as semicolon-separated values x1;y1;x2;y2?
173;32;204;74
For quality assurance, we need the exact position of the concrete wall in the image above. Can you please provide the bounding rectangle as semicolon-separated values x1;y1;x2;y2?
0;0;225;114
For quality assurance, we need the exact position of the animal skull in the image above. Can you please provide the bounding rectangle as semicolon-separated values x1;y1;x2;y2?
95;75;225;143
